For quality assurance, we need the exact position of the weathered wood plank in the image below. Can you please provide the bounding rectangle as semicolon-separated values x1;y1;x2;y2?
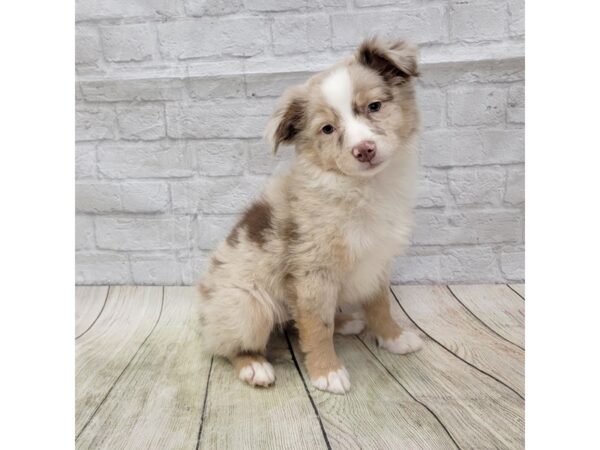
367;290;524;449
449;284;524;348
199;331;327;450
75;286;163;437
77;287;210;450
509;284;525;299
75;286;109;338
288;331;459;449
392;285;524;397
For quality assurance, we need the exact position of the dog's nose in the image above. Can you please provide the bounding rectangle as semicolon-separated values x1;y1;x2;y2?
352;140;377;163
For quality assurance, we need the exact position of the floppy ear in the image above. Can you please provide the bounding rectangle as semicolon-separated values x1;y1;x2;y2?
356;37;419;83
264;85;307;154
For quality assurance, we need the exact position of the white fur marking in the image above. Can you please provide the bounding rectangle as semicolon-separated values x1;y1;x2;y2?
379;331;424;354
321;68;374;148
336;313;366;335
238;361;275;387
311;367;351;394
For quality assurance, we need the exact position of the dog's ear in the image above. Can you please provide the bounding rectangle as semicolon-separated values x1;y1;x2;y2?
356;37;419;83
264;85;307;154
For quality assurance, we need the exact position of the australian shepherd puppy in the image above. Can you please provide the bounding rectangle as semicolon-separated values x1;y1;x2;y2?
198;37;423;394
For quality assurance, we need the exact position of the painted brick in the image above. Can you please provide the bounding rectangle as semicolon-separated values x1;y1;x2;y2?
116;104;165;140
416;169;451;208
412;209;523;245
447;166;505;206
507;0;525;37
447;87;506;126
76;252;131;284
158;18;270;59
76;182;170;214
76;215;95;250
76;26;102;65
439;246;502;282
331;7;447;49
418;88;445;129
166;100;274;139
355;0;416;7
186;75;245;100
196;141;246;176
247;139;294;175
97;141;194;179
100;24;156;63
450;2;507;42
246;72;312;98
76;183;121;213
500;247;524;280
76;105;117;141
507;84;525;124
197;215;238;250
420;60;525;87
272;15;331;56
184;0;243;16
392;252;442;283
421;129;524;167
76;0;184;21
76;143;97;179
179;250;209;284
96;216;192;251
244;0;306;12
171;177;266;214
504;165;524;205
81;78;186;102
131;253;184;284
120;183;170;212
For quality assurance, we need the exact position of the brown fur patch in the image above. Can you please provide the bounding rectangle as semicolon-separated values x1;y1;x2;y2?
363;288;403;341
239;201;273;247
283;219;299;243
356;37;419;83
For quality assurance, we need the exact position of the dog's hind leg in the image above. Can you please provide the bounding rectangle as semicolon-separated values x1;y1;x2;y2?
229;352;275;387
334;312;366;335
200;285;277;387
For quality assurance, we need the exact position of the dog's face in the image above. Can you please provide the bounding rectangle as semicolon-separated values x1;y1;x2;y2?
266;38;420;178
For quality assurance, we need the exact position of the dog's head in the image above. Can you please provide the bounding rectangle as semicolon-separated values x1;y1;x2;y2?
265;37;419;178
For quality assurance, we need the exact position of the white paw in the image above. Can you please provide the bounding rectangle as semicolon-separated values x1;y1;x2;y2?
379;331;423;355
337;316;366;335
238;361;275;387
311;367;351;394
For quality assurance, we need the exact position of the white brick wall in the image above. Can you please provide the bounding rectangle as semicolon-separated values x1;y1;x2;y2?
75;0;525;285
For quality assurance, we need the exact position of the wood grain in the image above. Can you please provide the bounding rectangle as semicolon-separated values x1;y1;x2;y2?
77;287;210;450
75;286;109;338
449;284;524;348
367;290;524;449
392;285;524;397
75;286;163;437
509;284;525;299
198;331;328;449
288;331;459;449
74;285;525;449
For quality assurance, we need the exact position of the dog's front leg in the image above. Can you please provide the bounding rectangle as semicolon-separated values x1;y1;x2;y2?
294;273;350;394
363;284;423;354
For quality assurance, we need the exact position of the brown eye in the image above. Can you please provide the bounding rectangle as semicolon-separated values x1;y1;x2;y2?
321;124;335;134
368;101;382;112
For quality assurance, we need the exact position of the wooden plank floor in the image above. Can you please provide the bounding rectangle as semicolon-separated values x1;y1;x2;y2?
75;284;525;450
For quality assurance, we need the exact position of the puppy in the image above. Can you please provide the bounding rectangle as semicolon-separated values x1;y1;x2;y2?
198;37;423;394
